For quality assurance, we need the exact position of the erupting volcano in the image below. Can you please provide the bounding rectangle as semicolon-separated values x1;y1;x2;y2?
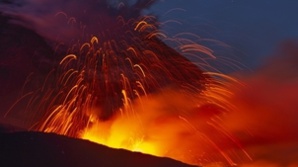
1;0;298;167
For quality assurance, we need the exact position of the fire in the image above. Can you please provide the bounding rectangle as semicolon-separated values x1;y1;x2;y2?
79;78;250;166
2;1;298;167
32;47;249;165
1;2;249;165
15;30;246;165
81;112;164;157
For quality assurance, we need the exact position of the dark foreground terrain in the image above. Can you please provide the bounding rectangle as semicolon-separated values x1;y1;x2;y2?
0;124;196;167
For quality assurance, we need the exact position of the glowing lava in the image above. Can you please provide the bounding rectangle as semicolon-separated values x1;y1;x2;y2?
0;0;266;166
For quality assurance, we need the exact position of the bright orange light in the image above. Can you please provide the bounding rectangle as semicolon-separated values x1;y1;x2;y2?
3;1;298;167
77;85;250;166
82;118;163;157
7;13;251;167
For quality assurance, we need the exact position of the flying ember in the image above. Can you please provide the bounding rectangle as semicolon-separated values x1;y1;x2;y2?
1;0;298;167
0;0;250;166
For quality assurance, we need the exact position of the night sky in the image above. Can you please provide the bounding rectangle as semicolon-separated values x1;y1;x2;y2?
148;0;298;70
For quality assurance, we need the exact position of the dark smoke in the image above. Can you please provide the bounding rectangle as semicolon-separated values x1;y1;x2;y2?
0;0;156;46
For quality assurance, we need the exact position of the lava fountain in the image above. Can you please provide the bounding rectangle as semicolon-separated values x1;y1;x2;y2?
0;0;251;166
1;0;297;167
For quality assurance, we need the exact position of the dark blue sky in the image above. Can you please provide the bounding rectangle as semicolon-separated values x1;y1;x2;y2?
147;0;298;71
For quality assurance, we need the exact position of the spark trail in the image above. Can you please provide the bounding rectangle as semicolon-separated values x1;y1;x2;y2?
0;0;273;166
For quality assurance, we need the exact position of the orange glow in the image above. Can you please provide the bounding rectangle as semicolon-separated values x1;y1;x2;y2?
10;30;250;166
81;115;164;157
5;4;298;166
2;10;253;165
78;83;251;166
